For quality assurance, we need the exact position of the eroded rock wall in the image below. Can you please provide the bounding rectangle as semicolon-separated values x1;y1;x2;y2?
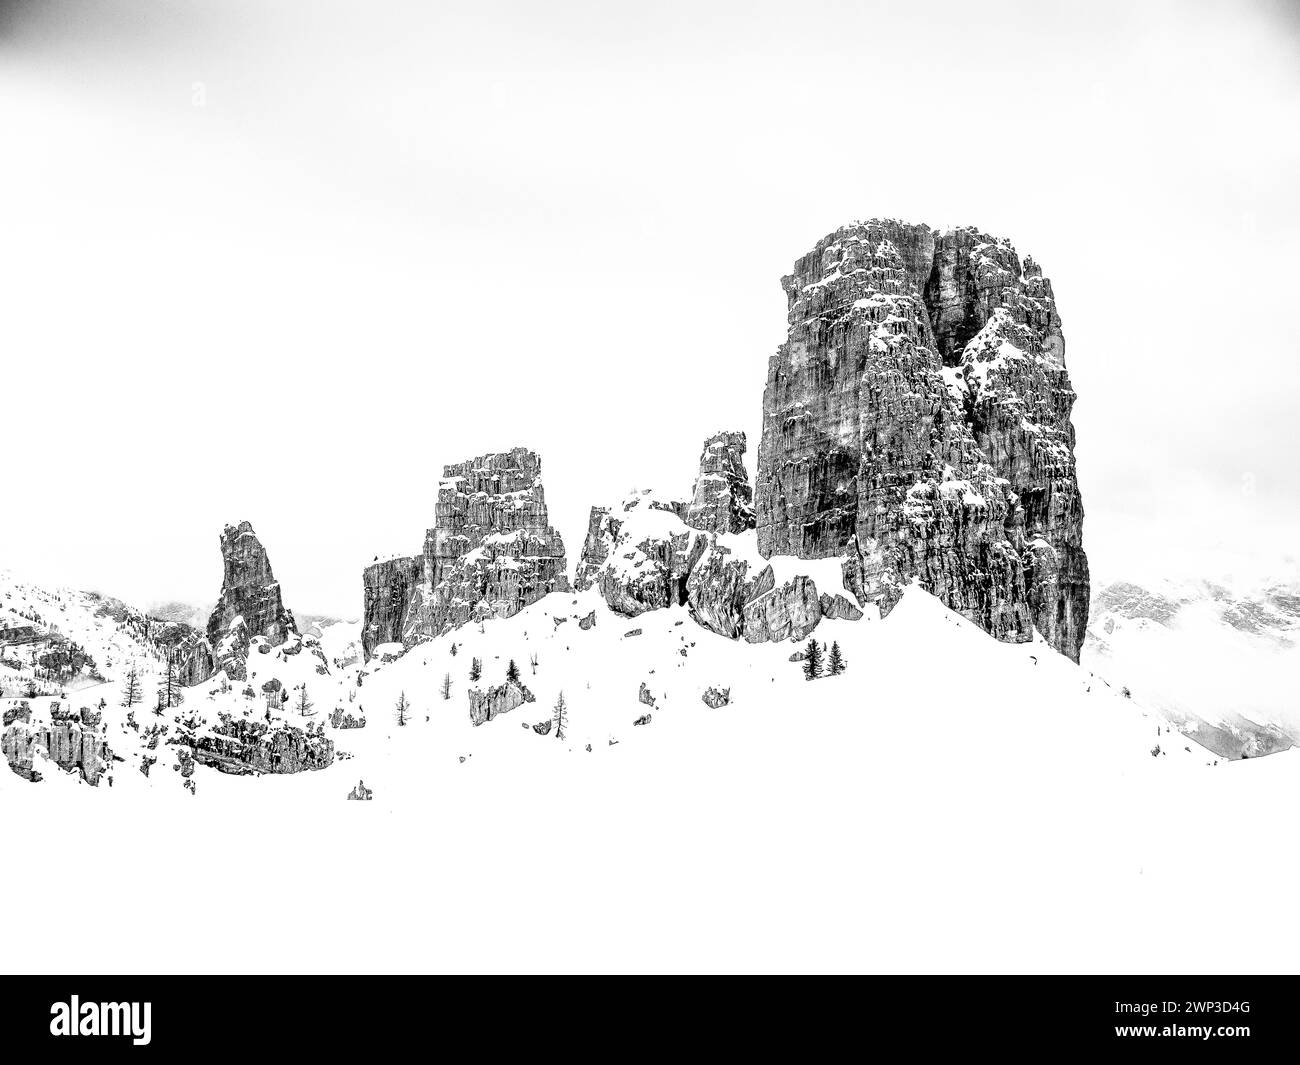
3;703;111;785
468;679;534;726
754;220;1088;660
361;555;422;660
361;449;569;659
188;715;334;775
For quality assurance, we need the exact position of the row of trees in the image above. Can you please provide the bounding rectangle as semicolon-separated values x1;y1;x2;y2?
121;655;189;713
458;641;535;686
802;638;846;680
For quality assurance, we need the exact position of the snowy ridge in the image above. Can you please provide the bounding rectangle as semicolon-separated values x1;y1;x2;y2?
2;558;1223;806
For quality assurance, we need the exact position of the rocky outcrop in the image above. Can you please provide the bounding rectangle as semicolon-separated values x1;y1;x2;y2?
361;555;421;660
205;522;298;680
36;641;97;680
576;439;859;645
2;703;31;728
361;449;569;660
329;708;366;729
678;431;756;535
187;715;333;775
574;506;613;580
468;679;534;726
680;546;758;638
754;220;1089;660
574;494;708;616
819;593;864;621
3;702;111;785
742;574;822;644
701;687;730;709
680;541;830;643
150;622;217;686
422;449;570;636
347;779;373;800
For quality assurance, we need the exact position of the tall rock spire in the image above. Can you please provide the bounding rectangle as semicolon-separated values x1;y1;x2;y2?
754;219;1089;661
679;431;756;536
206;521;297;679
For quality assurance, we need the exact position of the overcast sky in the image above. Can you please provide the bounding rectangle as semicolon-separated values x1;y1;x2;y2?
0;0;1296;617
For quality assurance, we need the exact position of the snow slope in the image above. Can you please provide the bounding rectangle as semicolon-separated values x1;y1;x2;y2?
0;573;159;703
8;561;1300;972
0;567;341;795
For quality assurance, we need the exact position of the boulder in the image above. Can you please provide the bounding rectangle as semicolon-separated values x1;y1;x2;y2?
819;593;864;621
574;495;707;616
742;575;822;643
467;679;535;726
685;549;767;639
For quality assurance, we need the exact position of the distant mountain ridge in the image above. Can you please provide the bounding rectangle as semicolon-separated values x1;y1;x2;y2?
1087;565;1300;758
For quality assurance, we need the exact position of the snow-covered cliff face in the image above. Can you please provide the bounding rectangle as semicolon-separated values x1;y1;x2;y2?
755;220;1089;661
361;448;569;660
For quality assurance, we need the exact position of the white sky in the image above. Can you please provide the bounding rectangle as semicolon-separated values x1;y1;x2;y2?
1;0;1296;617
